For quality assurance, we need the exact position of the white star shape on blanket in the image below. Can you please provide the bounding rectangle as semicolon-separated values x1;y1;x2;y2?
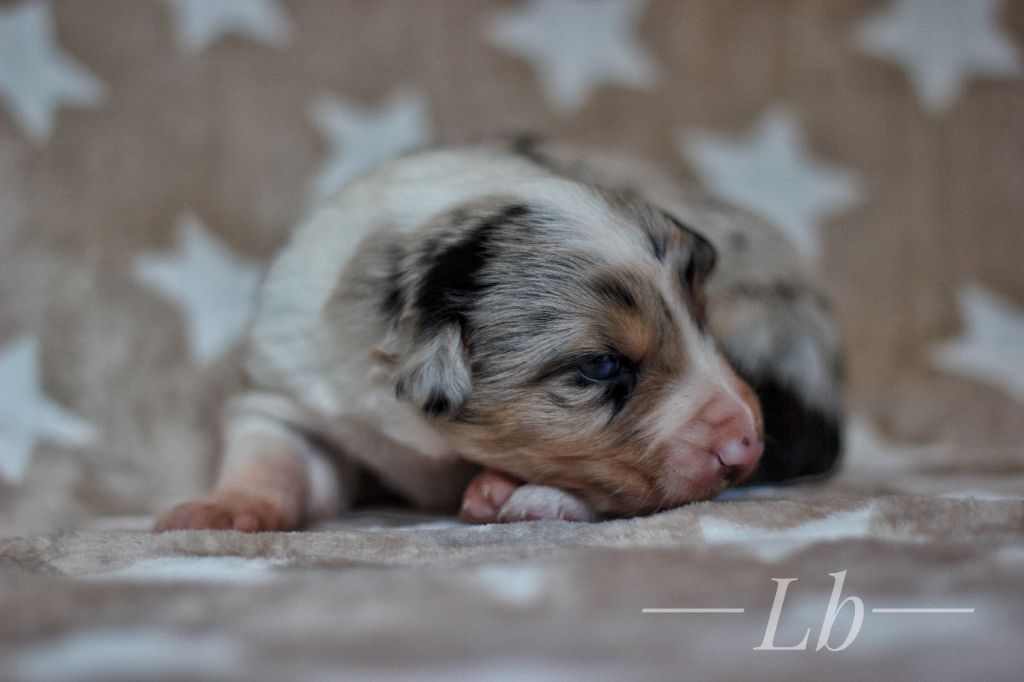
308;89;432;202
840;414;954;482
134;213;261;364
931;283;1024;401
484;0;658;113
164;0;293;54
0;1;106;143
680;108;863;265
855;0;1021;114
0;335;97;484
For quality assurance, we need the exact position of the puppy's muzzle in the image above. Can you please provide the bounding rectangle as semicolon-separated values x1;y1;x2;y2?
699;390;763;480
659;387;764;500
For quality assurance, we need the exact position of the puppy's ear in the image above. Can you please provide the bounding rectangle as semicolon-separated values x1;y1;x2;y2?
685;231;717;291
389;199;530;419
393;322;472;417
666;214;717;290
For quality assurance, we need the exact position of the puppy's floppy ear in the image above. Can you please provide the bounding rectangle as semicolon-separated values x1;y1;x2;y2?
389;199;532;418
667;214;717;290
393;322;472;417
686;230;717;290
390;241;477;418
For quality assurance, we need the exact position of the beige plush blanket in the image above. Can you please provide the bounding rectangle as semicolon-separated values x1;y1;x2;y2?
2;1;1023;679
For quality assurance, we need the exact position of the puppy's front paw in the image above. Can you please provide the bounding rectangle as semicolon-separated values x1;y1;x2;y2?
153;491;293;532
460;469;523;524
497;485;595;523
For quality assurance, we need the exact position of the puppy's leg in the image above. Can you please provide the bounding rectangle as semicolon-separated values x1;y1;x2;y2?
154;416;343;532
460;469;595;523
498;485;595;522
459;469;522;523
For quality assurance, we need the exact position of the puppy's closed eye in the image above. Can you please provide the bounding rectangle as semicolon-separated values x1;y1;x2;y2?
577;353;626;382
566;352;639;419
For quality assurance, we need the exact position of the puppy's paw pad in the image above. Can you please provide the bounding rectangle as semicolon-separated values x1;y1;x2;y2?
497;485;594;523
460;469;522;524
153;493;290;532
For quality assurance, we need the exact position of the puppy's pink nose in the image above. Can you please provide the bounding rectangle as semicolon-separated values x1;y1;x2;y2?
714;434;763;471
696;391;763;474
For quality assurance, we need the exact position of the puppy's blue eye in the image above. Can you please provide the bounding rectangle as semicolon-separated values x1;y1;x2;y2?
579;354;622;381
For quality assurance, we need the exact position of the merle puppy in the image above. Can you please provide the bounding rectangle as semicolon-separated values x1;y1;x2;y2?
155;138;842;531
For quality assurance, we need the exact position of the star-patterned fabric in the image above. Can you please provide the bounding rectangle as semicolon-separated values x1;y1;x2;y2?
163;0;294;55
485;0;659;113
0;335;97;484
931;282;1024;401
855;0;1022;113
308;89;432;202
0;1;105;142
133;213;261;364
681;108;863;264
1;1;1023;678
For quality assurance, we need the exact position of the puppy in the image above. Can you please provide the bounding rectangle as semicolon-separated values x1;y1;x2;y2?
155;138;843;531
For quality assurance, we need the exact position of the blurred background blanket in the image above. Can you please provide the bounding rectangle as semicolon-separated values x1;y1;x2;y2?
1;1;1022;679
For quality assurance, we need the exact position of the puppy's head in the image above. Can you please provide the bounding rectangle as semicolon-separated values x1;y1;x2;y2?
386;186;763;517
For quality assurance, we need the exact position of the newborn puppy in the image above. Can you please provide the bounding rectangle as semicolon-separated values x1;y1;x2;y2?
155;138;842;531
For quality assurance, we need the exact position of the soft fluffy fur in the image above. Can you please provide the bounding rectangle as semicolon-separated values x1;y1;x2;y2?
155;139;843;531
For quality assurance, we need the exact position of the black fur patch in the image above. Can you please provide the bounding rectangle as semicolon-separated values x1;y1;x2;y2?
647;232;668;261
415;204;531;335
663;214;717;291
741;376;842;484
422;391;452;417
683;231;717;291
602;372;637;419
591;273;639;310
